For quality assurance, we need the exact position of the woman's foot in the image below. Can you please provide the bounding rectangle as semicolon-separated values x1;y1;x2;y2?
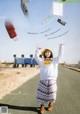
40;105;45;114
47;102;53;111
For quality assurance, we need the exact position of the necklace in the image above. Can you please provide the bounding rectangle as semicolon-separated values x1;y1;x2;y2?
44;58;53;66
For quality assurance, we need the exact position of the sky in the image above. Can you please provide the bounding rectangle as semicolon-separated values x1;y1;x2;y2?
0;0;80;64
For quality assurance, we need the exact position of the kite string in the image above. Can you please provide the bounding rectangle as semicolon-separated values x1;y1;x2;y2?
27;28;52;34
45;28;61;36
47;31;69;40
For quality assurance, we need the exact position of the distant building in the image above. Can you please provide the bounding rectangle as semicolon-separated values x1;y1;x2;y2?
78;61;80;68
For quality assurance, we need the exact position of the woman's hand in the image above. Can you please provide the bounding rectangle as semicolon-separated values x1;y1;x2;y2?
36;43;42;50
59;43;64;48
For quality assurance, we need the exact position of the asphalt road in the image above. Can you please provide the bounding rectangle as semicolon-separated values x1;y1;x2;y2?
0;66;80;114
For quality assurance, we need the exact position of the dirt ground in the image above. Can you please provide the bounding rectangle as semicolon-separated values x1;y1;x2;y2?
0;64;40;99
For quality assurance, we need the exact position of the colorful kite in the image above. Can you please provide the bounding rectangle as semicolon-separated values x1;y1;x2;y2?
41;15;53;25
53;2;63;16
5;21;17;40
45;28;61;36
47;31;69;39
21;0;31;16
23;0;31;3
58;0;80;2
27;28;52;34
57;18;66;25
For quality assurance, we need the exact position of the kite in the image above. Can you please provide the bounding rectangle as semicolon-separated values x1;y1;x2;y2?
23;0;31;3
57;18;66;25
58;0;80;3
27;28;51;34
53;2;63;16
21;0;29;16
47;31;69;39
45;28;61;36
41;15;53;25
5;21;17;40
21;0;28;15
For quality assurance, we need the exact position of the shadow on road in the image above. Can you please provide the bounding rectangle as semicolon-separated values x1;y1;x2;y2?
0;103;41;114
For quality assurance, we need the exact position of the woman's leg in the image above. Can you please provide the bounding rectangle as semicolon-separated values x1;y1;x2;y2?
40;104;45;114
48;102;53;111
47;80;57;111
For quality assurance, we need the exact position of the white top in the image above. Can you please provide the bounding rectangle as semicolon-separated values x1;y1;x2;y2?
35;45;64;81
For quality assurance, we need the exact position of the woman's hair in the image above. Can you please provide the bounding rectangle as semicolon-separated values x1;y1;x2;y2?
43;50;53;58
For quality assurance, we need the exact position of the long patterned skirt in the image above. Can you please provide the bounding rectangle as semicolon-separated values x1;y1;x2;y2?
37;79;57;105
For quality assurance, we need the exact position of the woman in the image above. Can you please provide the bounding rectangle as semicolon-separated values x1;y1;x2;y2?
35;44;64;114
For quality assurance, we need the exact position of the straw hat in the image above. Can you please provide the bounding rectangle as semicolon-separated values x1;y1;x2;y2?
42;48;52;55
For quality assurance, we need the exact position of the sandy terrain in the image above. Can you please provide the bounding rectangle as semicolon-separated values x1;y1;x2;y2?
0;65;40;99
